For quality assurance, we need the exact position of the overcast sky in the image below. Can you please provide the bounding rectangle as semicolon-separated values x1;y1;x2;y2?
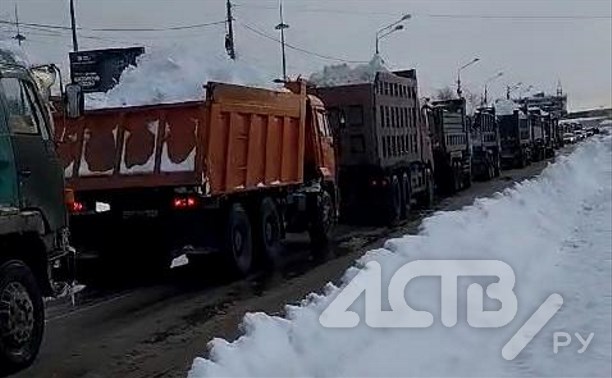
1;0;610;111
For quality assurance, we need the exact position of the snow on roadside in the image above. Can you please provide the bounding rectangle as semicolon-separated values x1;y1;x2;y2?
86;46;277;109
189;136;612;378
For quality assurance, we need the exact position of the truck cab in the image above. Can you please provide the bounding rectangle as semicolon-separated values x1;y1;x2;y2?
0;50;70;374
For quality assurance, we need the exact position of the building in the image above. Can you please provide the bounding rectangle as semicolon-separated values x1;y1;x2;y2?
515;92;568;118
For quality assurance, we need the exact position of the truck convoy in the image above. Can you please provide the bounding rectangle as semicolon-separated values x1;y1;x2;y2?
470;106;501;180
53;80;337;276
423;98;472;194
0;51;75;373
315;70;434;225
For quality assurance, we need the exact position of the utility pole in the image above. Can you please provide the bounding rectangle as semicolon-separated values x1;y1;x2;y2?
225;0;236;60
13;4;25;46
275;0;289;81
70;0;79;51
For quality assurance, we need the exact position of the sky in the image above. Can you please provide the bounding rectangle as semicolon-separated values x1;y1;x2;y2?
0;0;610;111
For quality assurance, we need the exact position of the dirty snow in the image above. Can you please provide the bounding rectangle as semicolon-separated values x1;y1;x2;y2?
308;55;388;87
189;136;612;377
85;46;277;109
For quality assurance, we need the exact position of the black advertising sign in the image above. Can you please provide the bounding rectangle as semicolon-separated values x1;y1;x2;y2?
69;47;145;93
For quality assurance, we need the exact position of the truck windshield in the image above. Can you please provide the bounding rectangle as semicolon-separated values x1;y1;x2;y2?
316;110;331;138
0;78;42;135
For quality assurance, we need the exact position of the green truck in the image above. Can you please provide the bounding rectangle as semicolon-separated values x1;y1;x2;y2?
0;50;78;374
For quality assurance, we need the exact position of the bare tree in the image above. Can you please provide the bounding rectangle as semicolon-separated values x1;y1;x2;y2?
435;86;456;100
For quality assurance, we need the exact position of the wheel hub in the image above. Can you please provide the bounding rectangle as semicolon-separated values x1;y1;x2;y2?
233;228;244;256
0;282;34;347
264;221;274;243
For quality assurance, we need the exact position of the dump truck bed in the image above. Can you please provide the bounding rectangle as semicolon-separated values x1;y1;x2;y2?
54;82;306;196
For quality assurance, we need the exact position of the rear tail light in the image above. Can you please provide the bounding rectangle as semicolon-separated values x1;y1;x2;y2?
65;188;86;213
71;201;85;213
172;196;198;209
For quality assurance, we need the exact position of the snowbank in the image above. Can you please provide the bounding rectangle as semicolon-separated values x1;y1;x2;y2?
86;46;277;109
190;136;612;377
308;55;388;87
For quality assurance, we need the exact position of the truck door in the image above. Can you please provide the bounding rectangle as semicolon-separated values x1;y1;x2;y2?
0;76;65;230
0;102;18;207
314;108;336;180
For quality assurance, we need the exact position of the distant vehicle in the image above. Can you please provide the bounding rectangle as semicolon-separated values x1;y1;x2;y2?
0;50;74;373
563;132;577;144
316;70;434;225
470;106;501;180
574;130;585;140
586;128;594;137
424;98;472;194
498;109;532;169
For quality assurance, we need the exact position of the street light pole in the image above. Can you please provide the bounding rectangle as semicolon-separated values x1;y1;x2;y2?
275;0;289;81
506;82;523;100
483;72;504;106
457;57;480;98
375;14;411;55
69;0;79;51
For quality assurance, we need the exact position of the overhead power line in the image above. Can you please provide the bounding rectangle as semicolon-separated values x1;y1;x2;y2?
0;19;227;32
235;4;611;20
240;21;367;64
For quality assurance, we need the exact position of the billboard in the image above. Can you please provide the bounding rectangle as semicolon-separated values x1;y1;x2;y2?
69;47;145;93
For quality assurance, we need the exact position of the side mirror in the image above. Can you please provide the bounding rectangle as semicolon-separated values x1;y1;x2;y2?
65;83;84;119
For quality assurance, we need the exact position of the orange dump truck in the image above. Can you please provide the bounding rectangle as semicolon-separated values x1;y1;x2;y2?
53;81;336;275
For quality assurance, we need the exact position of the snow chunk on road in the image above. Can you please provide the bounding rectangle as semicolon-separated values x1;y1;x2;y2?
309;55;388;87
86;46;276;109
189;136;612;377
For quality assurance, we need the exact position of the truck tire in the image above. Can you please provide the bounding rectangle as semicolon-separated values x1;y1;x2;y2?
400;174;411;219
423;171;435;209
225;203;255;276
0;261;44;375
494;156;501;177
256;198;282;266
309;190;334;248
387;176;401;225
452;163;461;193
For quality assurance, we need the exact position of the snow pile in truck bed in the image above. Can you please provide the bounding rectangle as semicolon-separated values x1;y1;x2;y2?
86;47;277;109
189;136;612;377
308;54;388;87
495;98;522;116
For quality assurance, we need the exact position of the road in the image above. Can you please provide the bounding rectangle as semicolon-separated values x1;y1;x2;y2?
14;151;568;378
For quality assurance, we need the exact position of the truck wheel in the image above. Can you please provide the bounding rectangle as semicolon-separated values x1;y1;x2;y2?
387;176;401;225
257;198;282;266
423;171;435;208
0;261;44;375
463;164;472;189
400;174;411;219
225;203;255;276
494;157;501;177
453;163;461;192
309;190;334;248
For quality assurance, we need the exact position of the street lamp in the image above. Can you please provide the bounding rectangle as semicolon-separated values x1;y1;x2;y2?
519;85;534;98
456;57;480;98
375;14;411;55
506;82;523;100
483;72;504;106
275;1;290;81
